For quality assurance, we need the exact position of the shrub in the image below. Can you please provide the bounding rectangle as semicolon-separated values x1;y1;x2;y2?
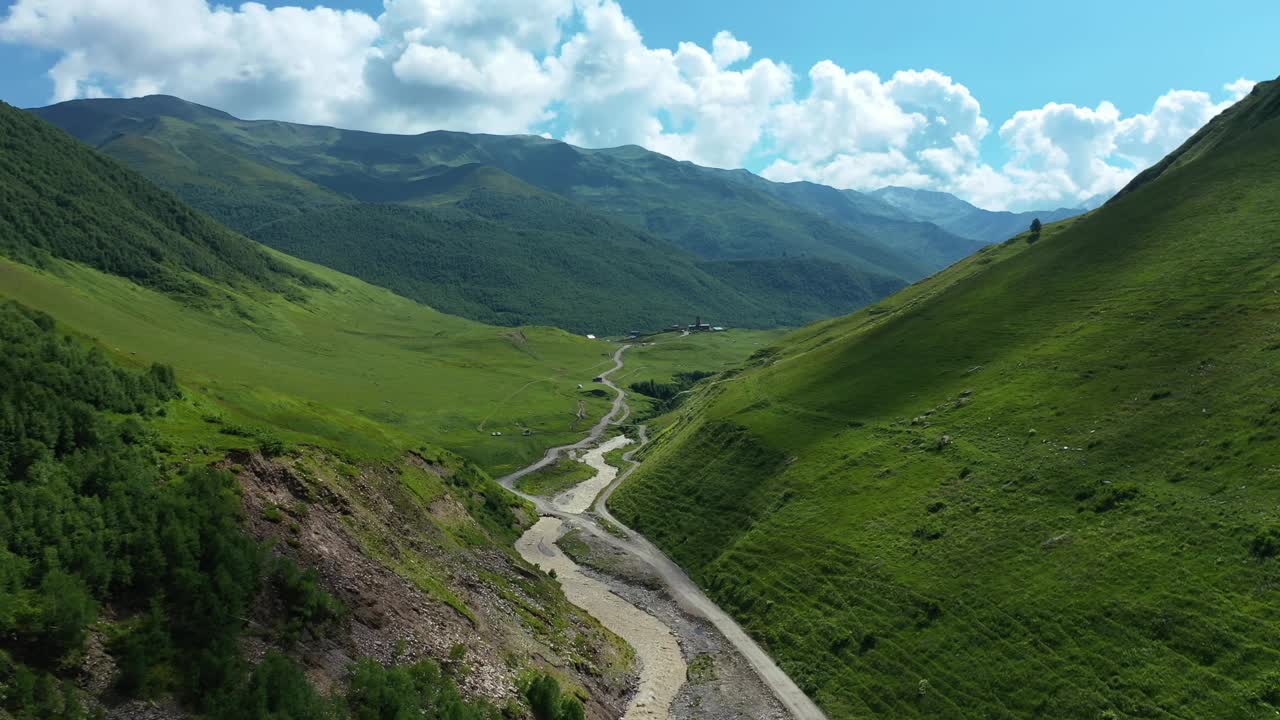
1092;484;1140;513
259;436;288;457
526;674;562;720
345;658;492;720
270;557;345;645
524;673;584;720
1251;528;1280;560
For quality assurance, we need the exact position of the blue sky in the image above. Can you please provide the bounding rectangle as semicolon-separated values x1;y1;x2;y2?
627;1;1276;135
0;0;1273;210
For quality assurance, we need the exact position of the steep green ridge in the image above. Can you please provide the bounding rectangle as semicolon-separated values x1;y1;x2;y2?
32;96;948;324
613;77;1280;718
248;169;901;332
871;185;1084;243
1111;78;1280;202
0;101;318;300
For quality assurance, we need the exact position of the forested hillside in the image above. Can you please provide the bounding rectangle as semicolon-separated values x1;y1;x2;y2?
251;179;902;332
0;101;319;301
32;96;968;331
612;77;1280;718
0;301;596;719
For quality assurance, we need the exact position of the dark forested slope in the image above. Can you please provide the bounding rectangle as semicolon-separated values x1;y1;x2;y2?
0;101;318;300
250;180;903;333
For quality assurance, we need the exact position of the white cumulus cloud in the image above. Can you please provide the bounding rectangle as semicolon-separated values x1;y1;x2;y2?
0;0;1258;210
982;79;1256;209
2;0;379;126
762;67;989;192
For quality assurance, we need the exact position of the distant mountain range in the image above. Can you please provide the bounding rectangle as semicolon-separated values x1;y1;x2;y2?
31;95;1086;332
868;186;1093;244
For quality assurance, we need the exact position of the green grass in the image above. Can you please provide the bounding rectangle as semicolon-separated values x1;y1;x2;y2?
554;529;594;563
0;98;631;475
0;253;616;476
514;455;595;497
615;329;785;416
602;445;630;472
616;329;785;387
612;78;1280;719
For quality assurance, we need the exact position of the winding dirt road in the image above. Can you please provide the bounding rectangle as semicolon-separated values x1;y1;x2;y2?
499;346;827;720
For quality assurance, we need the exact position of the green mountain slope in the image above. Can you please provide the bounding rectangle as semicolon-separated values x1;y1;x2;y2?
247;165;902;332
872;185;1084;243
612;77;1280;718
0;100;319;300
697;256;904;325
33;96;917;331
30;98;962;325
1110;78;1280;202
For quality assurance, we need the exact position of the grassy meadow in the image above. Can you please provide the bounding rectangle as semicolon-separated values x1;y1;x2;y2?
514;456;598;497
0;252;620;475
613;329;784;416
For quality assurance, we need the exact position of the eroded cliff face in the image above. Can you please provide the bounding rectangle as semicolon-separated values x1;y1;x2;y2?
226;448;636;719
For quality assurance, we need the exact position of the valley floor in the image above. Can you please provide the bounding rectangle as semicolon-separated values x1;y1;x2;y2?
501;346;825;720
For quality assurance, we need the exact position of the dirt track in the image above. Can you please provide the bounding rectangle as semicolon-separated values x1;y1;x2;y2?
499;345;827;720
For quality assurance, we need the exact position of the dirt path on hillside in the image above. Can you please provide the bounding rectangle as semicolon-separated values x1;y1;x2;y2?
502;347;631;485
499;346;828;720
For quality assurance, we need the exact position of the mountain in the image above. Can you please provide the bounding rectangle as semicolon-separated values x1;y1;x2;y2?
0;91;641;719
247;182;898;332
30;95;974;331
611;76;1280;718
871;185;1087;243
0;100;320;301
1110;77;1280;203
705;170;988;271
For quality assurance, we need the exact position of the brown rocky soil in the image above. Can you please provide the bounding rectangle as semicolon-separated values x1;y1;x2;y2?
225;448;634;719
